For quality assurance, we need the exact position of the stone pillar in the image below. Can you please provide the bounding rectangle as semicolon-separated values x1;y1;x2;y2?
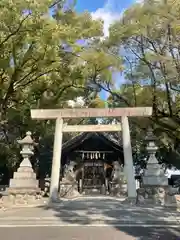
79;179;83;194
49;118;63;202
121;116;136;198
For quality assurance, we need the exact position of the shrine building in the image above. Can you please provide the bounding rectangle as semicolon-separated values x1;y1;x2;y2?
60;132;127;196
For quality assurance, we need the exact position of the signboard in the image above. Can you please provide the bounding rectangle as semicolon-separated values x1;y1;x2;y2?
31;107;152;119
62;124;121;132
84;162;103;167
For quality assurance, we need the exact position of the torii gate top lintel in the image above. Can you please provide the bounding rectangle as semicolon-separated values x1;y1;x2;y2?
31;107;152;120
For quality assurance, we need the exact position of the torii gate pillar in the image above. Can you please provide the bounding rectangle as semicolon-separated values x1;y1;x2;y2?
49;118;63;201
121;116;136;198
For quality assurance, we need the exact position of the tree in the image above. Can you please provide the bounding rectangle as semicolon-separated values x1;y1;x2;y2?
0;0;123;179
93;0;180;167
0;0;102;172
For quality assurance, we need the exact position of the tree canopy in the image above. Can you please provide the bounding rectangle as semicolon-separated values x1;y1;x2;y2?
1;0;180;181
97;0;180;167
0;0;123;179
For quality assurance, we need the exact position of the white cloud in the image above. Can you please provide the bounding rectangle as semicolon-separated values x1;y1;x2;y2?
135;0;144;3
67;97;85;108
91;1;127;100
91;0;121;37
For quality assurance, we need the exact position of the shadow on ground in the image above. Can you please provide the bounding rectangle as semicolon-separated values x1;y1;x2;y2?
38;196;180;240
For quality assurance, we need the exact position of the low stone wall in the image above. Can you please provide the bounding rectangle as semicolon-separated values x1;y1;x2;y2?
0;188;42;207
137;186;180;208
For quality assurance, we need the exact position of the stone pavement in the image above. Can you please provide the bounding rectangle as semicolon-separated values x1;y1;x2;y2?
0;197;180;240
0;226;180;240
0;196;179;227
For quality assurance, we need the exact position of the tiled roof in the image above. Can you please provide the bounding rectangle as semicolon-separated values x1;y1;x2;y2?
62;132;123;152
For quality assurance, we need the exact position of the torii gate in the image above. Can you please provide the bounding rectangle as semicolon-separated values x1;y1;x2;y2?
31;107;152;201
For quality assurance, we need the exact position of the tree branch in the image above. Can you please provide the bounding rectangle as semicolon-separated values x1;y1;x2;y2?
0;14;31;48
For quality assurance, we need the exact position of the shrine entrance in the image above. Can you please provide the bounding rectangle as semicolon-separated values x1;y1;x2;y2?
83;160;105;194
31;107;152;201
62;134;121;196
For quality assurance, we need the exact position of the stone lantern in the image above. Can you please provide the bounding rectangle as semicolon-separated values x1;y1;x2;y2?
17;131;36;169
137;129;168;205
143;129;168;186
7;131;41;204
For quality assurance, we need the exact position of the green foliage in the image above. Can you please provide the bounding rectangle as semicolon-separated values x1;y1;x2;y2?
0;0;121;177
100;0;180;167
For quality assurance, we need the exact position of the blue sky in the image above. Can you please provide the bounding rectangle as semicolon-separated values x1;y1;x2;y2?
76;0;106;12
75;0;135;99
75;0;134;13
76;0;135;36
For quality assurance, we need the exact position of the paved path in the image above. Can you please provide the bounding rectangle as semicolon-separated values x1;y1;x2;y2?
0;196;179;239
0;196;179;226
0;226;180;240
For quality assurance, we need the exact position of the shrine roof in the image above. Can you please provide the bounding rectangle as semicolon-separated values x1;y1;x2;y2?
62;132;123;153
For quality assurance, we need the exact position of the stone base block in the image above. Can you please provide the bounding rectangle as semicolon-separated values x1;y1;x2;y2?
175;195;180;208
143;176;168;186
7;187;41;195
164;191;180;208
1;187;42;206
137;186;180;208
137;186;168;205
17;166;34;173
144;169;165;177
9;179;39;188
100;185;106;195
110;183;127;197
13;171;36;179
59;183;81;199
123;197;137;205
